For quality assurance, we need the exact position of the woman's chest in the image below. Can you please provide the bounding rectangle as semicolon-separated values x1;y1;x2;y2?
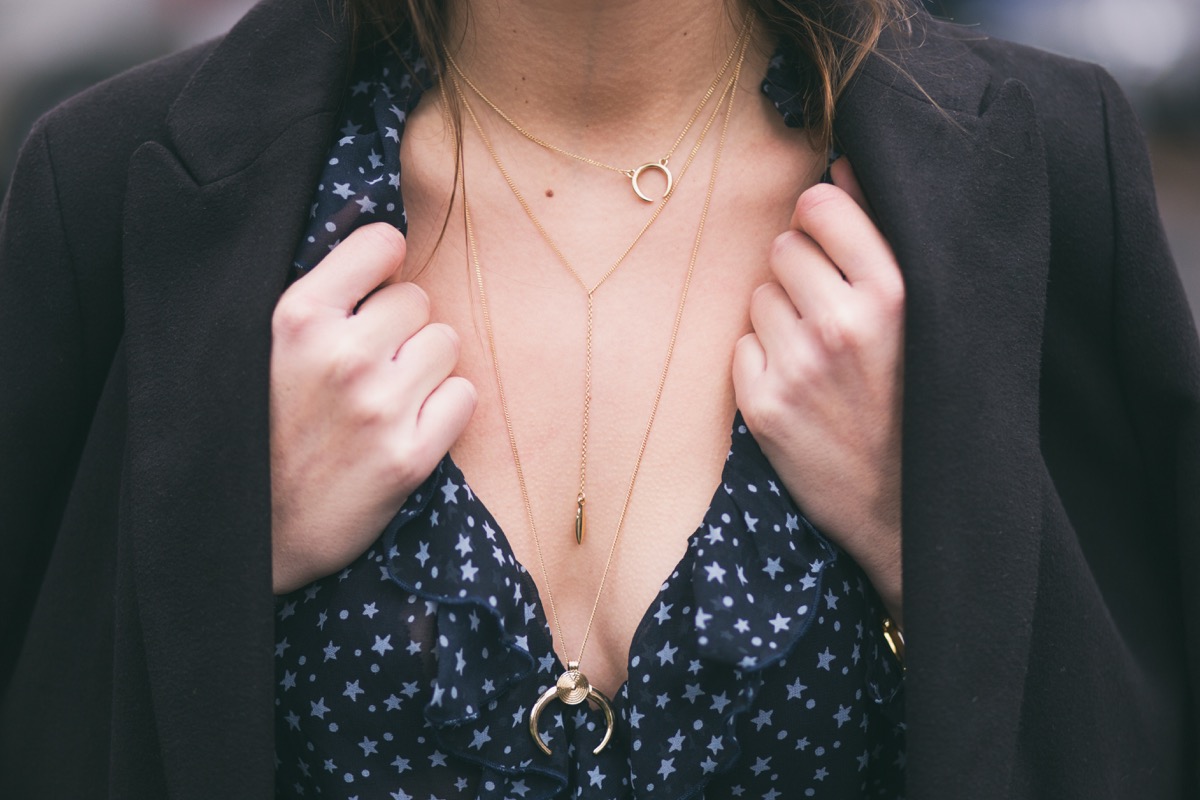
398;98;823;689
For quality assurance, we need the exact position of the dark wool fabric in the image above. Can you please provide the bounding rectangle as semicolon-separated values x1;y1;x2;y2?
1;0;1197;797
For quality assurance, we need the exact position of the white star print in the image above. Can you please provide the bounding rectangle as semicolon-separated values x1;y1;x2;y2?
343;680;364;701
588;765;605;787
769;613;791;632
331;182;354;199
656;641;678;665
468;726;492;749
371;634;393;656
763;557;785;579
704;562;727;583
354;195;377;214
817;646;837;670
455;534;472;557
653;601;674;624
309;697;329;718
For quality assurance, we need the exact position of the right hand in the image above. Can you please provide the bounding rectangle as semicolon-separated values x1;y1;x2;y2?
269;223;477;594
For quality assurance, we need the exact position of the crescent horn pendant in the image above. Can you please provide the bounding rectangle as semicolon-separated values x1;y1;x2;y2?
629;159;673;203
529;662;615;756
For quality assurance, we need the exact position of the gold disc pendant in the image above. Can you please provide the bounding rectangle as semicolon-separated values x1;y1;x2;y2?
529;661;615;756
626;158;674;203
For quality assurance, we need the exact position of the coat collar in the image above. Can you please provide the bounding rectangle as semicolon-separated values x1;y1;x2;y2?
837;19;1051;797
121;1;351;796
122;5;1050;796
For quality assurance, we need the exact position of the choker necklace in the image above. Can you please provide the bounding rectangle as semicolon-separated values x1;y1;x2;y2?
445;12;752;203
455;23;751;757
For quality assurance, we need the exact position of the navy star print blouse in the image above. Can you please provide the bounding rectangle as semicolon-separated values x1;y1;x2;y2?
275;39;906;800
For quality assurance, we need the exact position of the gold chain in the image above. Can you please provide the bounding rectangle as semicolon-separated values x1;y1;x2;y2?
451;45;744;541
445;12;751;201
459;23;751;737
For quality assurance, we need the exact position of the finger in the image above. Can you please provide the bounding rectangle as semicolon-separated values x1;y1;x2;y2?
768;229;850;318
413;376;478;460
789;183;897;289
748;282;804;358
288;223;407;315
829;157;871;215
390;323;462;417
350;281;431;357
731;332;766;397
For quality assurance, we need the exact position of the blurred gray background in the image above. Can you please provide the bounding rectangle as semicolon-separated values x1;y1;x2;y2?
1;0;1197;328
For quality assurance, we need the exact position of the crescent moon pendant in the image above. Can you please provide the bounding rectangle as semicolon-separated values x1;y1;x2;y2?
529;662;615;756
630;159;674;203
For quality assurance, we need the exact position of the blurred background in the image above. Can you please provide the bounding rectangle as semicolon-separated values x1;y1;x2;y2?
1;0;1197;328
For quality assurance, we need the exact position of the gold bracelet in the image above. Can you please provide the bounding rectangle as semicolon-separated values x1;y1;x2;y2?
882;616;906;670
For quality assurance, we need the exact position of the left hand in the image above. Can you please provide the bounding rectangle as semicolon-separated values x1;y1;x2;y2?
733;159;906;623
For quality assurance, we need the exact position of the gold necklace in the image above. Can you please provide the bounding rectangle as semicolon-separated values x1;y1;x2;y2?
445;11;752;203
458;25;750;757
450;46;741;547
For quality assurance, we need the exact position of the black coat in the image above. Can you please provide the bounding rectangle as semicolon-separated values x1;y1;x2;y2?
2;0;1198;796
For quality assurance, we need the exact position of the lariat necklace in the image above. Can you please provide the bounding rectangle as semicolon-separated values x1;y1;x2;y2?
451;17;752;547
445;11;751;203
454;22;751;756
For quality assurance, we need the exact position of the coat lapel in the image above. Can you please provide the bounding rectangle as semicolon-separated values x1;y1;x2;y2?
120;0;350;795
836;25;1052;798
119;5;1051;794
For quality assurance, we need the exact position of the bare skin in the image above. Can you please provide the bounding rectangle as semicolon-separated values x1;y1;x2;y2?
270;0;905;699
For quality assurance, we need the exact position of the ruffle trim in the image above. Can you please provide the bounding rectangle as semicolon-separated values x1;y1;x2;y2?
619;415;838;798
378;412;893;799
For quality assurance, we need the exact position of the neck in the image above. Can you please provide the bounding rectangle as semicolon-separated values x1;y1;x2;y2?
443;0;764;153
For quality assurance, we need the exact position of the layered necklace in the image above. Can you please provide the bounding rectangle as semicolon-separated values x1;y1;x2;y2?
445;26;744;204
448;15;752;756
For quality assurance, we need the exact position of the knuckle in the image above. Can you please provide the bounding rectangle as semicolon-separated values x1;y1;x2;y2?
272;294;316;339
875;275;907;315
327;339;374;384
345;386;389;427
383;434;426;488
815;307;861;352
740;392;788;439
